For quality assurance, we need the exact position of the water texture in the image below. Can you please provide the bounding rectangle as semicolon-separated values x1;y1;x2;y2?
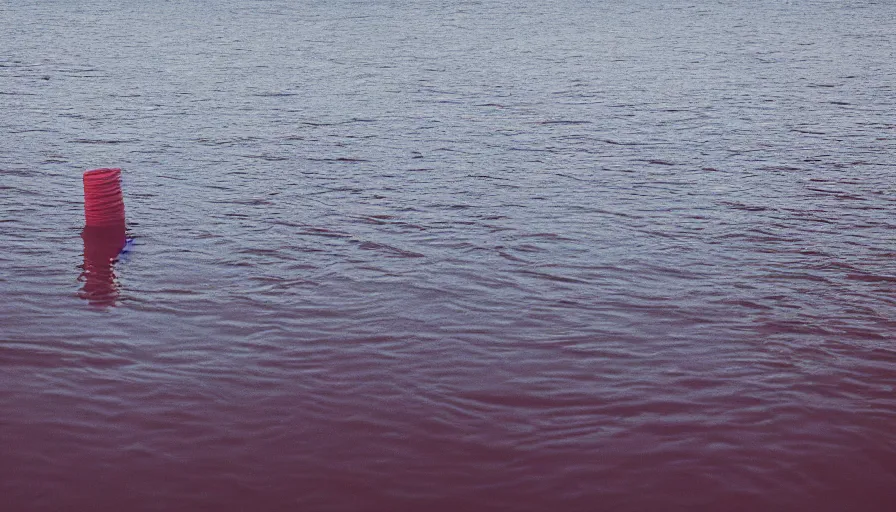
1;0;895;510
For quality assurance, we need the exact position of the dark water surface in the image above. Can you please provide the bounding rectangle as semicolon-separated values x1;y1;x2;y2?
2;0;895;510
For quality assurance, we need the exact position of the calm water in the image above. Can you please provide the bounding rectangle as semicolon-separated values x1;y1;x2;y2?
2;0;895;510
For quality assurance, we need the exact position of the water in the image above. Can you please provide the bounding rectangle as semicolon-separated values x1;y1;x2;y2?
2;0;895;509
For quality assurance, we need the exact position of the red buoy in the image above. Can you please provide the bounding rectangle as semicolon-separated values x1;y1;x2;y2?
83;168;125;228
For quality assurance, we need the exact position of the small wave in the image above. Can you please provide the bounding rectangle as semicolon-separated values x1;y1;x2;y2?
69;138;138;144
357;241;424;258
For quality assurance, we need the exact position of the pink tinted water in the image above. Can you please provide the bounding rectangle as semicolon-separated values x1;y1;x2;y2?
1;1;895;510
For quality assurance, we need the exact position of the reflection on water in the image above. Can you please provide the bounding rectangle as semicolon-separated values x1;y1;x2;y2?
78;225;126;307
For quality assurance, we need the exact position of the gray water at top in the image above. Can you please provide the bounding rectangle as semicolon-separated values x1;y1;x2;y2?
2;0;895;510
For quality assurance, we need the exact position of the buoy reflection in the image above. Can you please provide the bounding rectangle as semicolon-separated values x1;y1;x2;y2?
79;225;126;307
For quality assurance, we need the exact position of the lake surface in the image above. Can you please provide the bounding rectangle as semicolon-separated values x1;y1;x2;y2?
2;0;895;510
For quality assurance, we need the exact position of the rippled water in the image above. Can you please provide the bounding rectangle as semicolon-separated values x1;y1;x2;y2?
2;0;895;510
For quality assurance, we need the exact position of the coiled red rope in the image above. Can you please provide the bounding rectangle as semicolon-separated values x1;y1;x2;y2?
83;168;126;228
